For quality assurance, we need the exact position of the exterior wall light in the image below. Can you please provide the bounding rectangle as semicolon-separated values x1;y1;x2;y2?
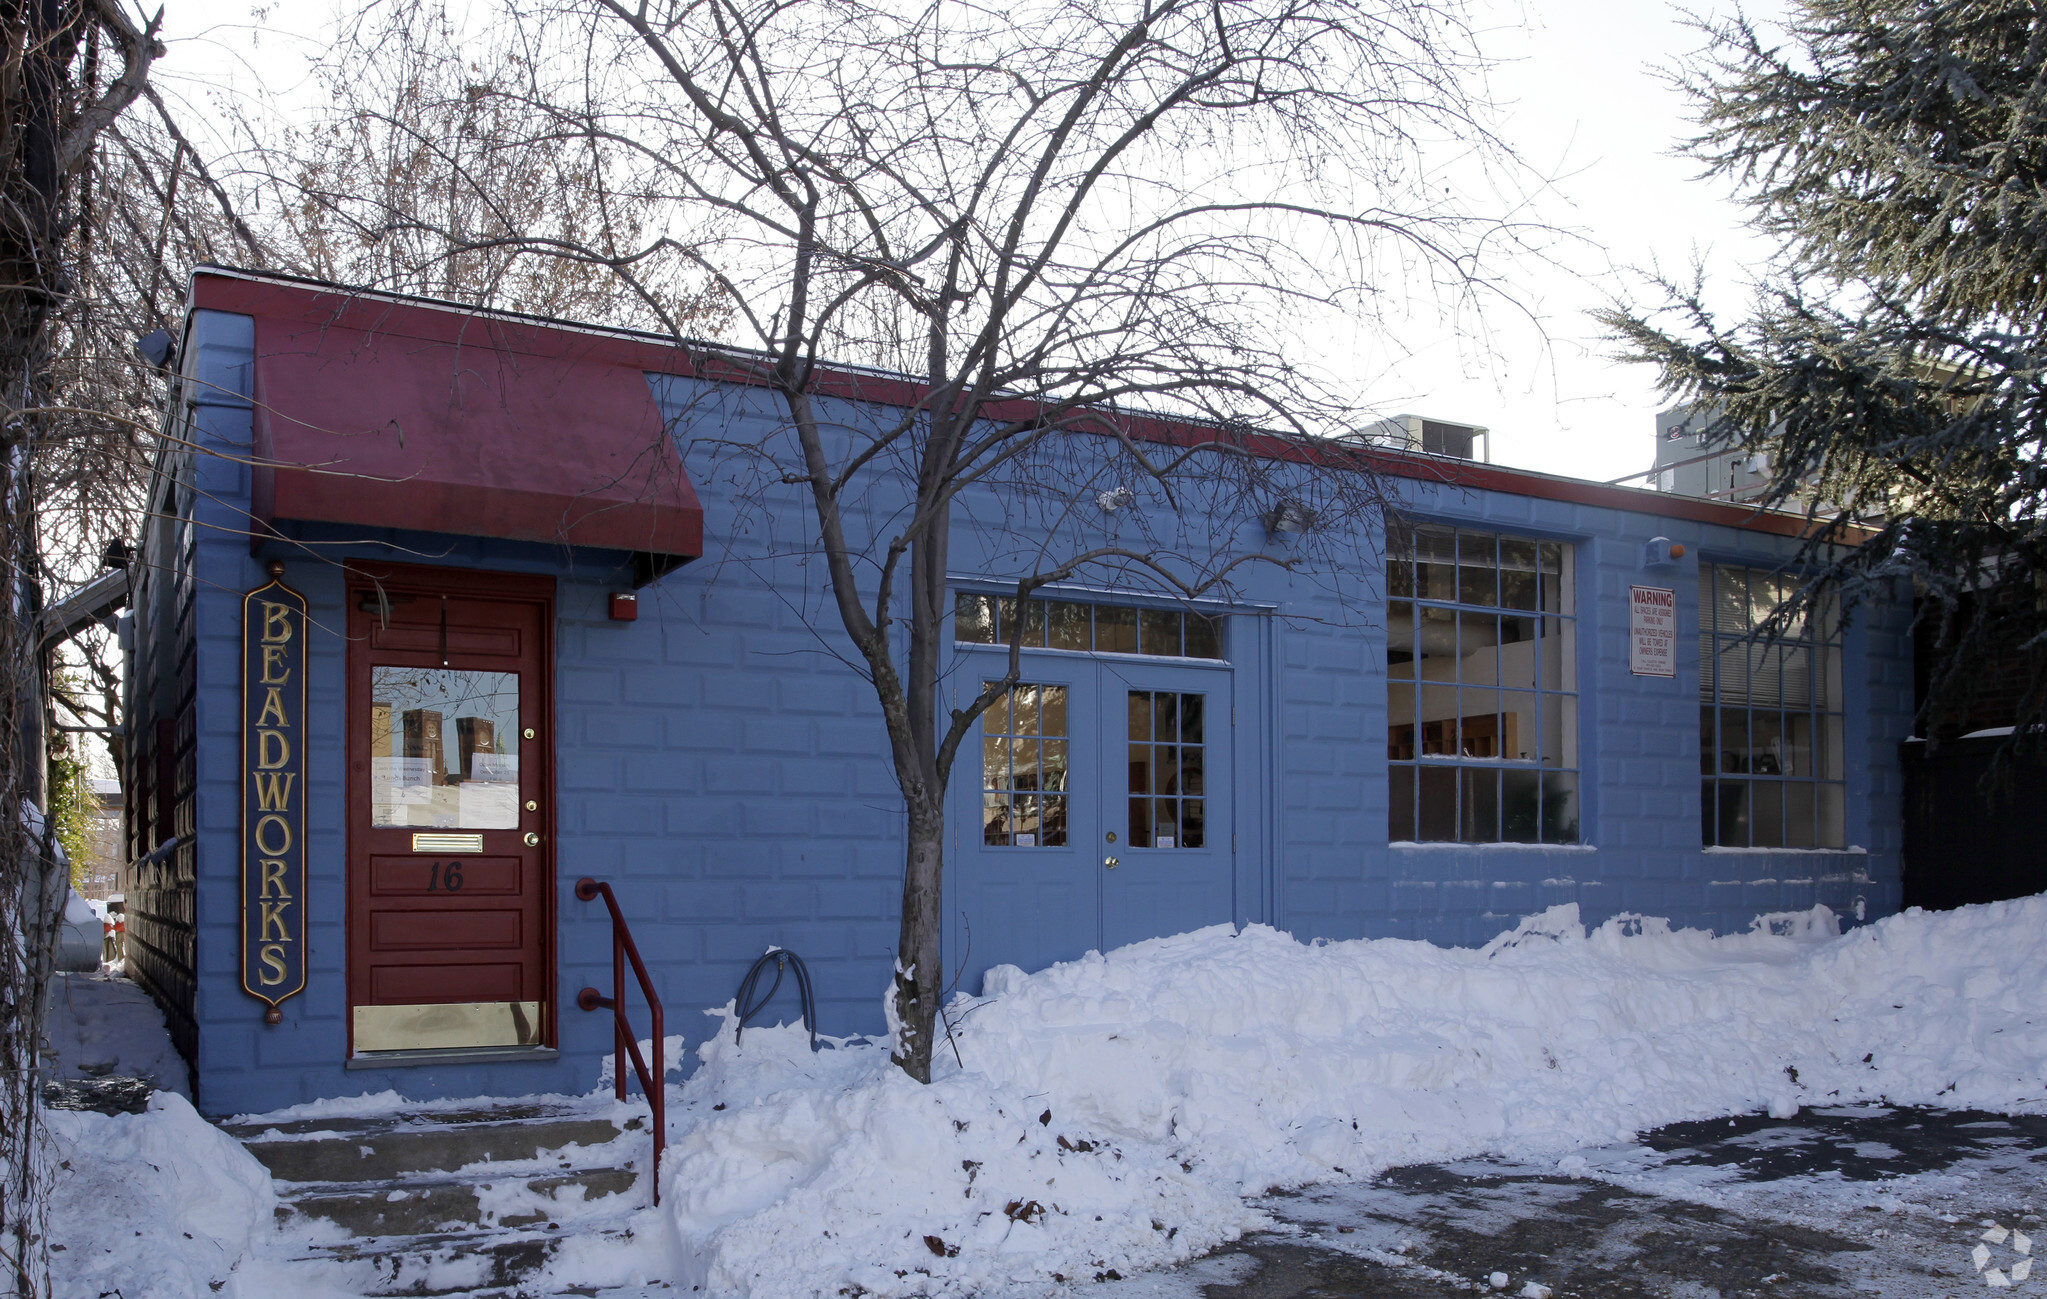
1096;486;1136;513
1263;500;1316;535
135;329;176;370
1642;536;1687;567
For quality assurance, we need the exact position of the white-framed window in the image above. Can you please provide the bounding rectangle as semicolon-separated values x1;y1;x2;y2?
1385;523;1580;843
979;682;1070;847
954;593;1222;659
1699;564;1846;848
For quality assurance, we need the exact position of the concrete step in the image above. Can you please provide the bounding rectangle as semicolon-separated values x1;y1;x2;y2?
227;1099;661;1296
287;1223;649;1297
282;1165;642;1235
227;1106;641;1183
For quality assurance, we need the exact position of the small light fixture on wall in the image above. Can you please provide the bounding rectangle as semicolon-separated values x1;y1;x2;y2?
135;329;176;370
1263;500;1316;535
609;592;639;621
1642;536;1687;567
1096;486;1136;513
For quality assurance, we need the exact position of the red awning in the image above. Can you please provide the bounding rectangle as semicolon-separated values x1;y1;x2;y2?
193;271;704;564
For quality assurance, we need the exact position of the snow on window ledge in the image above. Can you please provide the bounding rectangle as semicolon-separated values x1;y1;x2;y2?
1389;840;1596;852
1702;845;1867;854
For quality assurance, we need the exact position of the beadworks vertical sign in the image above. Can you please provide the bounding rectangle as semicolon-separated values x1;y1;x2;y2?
243;561;308;1023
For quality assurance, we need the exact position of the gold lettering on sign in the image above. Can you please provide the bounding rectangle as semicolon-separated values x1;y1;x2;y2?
259;860;291;899
243;569;307;1022
261;602;294;645
256;729;291;769
252;771;295;811
260;899;292;942
256;687;289;728
261;644;291;684
253;813;292;857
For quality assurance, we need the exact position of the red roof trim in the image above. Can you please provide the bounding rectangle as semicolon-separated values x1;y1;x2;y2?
190;266;1821;541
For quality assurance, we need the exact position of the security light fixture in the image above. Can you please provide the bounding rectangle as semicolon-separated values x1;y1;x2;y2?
1263;500;1316;535
1642;536;1687;567
1096;486;1136;513
135;329;176;370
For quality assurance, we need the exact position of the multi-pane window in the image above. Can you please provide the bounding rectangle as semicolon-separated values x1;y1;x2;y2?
1700;565;1845;847
981;683;1070;846
1127;691;1205;848
1385;524;1580;843
956;594;1222;659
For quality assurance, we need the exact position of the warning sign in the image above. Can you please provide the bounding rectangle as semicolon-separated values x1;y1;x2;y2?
1630;585;1677;678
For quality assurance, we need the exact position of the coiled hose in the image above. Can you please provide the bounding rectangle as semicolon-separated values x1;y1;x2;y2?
733;948;818;1051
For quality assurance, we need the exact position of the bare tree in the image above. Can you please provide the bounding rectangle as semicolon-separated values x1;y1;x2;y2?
189;0;1533;1082
232;0;725;329
0;1;165;1292
403;0;1534;1082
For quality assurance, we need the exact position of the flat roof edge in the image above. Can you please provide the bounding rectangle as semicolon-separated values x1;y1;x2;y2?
188;266;1833;540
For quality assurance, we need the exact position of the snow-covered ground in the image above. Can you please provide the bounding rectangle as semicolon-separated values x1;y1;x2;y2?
41;896;2047;1297
45;969;190;1097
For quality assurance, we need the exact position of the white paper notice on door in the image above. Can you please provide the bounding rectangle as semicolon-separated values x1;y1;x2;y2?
1629;584;1677;677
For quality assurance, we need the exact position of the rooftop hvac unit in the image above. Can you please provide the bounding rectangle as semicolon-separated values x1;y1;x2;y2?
1356;414;1490;462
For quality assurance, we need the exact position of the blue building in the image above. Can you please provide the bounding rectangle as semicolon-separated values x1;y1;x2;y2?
120;268;1912;1116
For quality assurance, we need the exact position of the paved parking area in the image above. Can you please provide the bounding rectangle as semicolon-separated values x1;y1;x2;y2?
1171;1108;2047;1298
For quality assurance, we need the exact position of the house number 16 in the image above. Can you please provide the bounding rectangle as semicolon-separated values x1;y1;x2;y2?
426;861;465;892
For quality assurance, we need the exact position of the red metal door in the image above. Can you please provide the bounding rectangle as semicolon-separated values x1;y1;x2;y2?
346;565;554;1055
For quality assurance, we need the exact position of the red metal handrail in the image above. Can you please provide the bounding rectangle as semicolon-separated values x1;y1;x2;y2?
574;876;666;1205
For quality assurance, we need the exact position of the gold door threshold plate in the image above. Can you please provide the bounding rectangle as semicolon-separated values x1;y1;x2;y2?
411;832;484;853
353;1001;543;1052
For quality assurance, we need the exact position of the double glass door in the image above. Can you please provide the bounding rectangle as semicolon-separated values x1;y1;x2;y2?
948;653;1234;991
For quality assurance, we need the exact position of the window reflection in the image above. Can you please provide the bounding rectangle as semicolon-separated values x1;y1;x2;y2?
954;593;1223;661
1699;564;1845;847
981;682;1070;846
1128;691;1205;848
1385;523;1579;843
369;668;521;829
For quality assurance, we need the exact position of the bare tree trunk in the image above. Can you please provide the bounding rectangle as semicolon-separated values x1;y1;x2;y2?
893;808;946;1081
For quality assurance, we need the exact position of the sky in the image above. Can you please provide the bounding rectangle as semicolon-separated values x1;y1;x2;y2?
142;0;1791;486
1376;0;1789;483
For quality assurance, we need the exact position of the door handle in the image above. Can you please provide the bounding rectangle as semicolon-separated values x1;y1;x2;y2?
1103;856;1119;869
523;832;541;847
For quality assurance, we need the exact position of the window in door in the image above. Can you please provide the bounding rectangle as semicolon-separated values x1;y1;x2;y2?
1386;523;1580;843
981;682;1070;846
1127;690;1205;848
368;667;521;829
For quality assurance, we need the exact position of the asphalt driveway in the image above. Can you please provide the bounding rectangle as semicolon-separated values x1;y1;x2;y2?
1173;1106;2047;1298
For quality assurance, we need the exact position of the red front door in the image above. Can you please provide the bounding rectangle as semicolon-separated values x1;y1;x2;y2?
346;565;555;1055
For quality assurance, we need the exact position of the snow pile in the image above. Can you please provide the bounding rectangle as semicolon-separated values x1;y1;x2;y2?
665;898;2047;1298
46;1091;276;1297
667;1017;1250;1296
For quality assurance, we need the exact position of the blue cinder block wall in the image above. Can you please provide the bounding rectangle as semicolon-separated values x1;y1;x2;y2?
172;304;1908;1115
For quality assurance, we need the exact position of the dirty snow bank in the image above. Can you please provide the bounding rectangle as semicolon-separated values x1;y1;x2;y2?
667;899;2047;1298
46;1091;276;1297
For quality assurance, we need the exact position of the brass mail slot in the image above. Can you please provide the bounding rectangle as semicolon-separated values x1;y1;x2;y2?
411;832;484;853
353;1001;542;1052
